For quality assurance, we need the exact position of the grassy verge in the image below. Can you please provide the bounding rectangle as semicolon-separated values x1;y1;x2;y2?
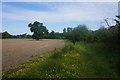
2;41;119;79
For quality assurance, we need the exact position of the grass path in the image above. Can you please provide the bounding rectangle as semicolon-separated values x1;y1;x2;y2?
2;41;119;79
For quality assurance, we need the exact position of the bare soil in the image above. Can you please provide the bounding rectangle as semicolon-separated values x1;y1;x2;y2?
2;39;65;71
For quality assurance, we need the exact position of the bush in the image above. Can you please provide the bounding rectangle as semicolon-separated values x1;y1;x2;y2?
61;41;74;53
51;41;75;59
51;49;62;59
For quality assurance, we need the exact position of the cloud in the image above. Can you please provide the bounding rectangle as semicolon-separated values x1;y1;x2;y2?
2;2;117;24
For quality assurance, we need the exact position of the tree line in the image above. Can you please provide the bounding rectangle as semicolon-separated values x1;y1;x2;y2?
0;31;64;39
0;32;32;39
1;23;64;39
64;24;118;45
28;21;64;40
27;16;119;45
1;15;119;47
64;16;119;47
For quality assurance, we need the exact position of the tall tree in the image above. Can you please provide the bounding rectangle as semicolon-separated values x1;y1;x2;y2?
28;21;48;40
49;31;56;39
67;27;72;32
63;28;66;33
66;25;88;45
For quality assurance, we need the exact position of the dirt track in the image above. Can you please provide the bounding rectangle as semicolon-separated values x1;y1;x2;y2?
2;39;65;71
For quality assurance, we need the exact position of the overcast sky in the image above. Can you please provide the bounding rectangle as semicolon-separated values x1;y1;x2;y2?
2;2;118;35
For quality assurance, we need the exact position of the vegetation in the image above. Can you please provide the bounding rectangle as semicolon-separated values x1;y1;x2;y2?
1;32;32;39
0;33;1;38
1;32;12;39
65;25;89;45
1;21;64;39
28;21;49;40
1;16;119;42
2;15;119;78
2;41;119;78
64;16;119;46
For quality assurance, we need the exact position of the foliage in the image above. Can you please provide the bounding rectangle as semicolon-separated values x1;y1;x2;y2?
1;31;64;39
64;16;119;46
1;32;32;39
12;33;32;39
65;25;89;44
63;28;66;34
114;15;120;42
49;31;56;39
28;21;49;40
2;15;119;42
2;31;11;39
67;27;72;32
0;33;2;39
46;31;64;39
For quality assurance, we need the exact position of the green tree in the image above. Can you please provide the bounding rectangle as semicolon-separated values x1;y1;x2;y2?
114;15;120;42
49;31;56;39
63;28;66;38
28;21;48;40
63;28;66;33
67;27;72;32
94;27;109;42
2;31;11;39
66;25;89;45
0;33;2;39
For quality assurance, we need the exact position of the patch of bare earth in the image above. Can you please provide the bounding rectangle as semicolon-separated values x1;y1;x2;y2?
2;39;65;71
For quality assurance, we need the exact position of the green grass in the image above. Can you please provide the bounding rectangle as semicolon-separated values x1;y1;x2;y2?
2;41;119;79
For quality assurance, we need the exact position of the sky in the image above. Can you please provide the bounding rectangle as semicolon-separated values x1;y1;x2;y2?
1;2;118;35
1;0;119;2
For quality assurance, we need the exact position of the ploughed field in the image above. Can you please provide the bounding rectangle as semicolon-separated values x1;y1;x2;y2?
2;39;65;71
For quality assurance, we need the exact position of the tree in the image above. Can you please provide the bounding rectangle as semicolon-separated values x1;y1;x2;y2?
66;25;89;45
67;27;72;32
28;21;48;40
0;33;2;39
63;28;66;38
49;31;56;39
2;31;11;39
63;28;66;33
94;27;109;42
114;15;120;42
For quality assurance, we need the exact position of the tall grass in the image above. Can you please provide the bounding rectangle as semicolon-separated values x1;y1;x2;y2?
2;41;119;79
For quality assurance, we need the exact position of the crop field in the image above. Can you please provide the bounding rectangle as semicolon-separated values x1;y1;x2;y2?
2;39;65;71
